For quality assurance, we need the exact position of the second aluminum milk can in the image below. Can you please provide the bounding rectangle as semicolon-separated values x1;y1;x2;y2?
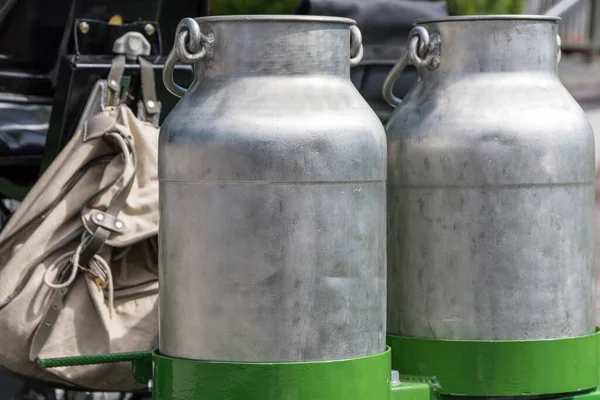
385;16;594;341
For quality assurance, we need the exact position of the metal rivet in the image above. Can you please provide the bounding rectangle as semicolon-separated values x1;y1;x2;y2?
115;221;124;229
95;213;105;221
144;24;155;36
79;21;90;35
147;100;155;109
148;379;153;392
428;56;441;71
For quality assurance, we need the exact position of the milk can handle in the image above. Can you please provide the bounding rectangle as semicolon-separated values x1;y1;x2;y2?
382;26;439;108
350;25;364;67
163;18;214;98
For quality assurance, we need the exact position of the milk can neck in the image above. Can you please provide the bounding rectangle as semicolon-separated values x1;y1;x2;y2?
418;17;560;75
195;18;354;79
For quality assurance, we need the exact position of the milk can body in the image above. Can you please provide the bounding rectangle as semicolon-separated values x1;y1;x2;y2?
385;16;594;340
159;16;387;361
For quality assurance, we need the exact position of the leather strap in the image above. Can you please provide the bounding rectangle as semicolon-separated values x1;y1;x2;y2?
78;132;138;263
137;56;161;126
138;57;158;116
107;55;126;107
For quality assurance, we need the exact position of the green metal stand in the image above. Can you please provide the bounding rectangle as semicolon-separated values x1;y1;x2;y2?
40;347;433;400
152;349;391;400
388;329;600;397
38;329;600;400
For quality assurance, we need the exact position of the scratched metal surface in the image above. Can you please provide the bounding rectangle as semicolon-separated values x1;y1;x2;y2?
159;16;387;361
386;17;595;340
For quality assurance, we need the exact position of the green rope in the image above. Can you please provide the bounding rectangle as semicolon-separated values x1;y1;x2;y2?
38;351;152;369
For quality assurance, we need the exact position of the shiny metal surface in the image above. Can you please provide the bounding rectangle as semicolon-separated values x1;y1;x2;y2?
159;16;387;361
385;16;595;340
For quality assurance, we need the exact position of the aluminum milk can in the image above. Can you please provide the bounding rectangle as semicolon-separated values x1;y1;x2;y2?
159;16;387;361
385;16;594;340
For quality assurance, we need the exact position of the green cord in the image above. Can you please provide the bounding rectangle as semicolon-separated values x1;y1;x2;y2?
38;351;152;369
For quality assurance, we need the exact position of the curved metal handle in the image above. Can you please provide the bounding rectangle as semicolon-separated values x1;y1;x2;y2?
163;18;214;98
382;26;439;108
350;25;364;67
382;51;410;108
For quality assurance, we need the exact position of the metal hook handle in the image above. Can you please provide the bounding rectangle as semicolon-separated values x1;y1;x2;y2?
163;18;215;98
350;25;364;67
382;26;439;108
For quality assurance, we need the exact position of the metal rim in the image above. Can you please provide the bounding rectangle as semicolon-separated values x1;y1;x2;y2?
416;14;561;24
193;14;356;25
152;348;392;399
388;328;600;397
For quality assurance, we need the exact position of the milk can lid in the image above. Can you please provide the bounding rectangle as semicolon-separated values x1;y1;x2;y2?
415;15;561;24
193;15;357;25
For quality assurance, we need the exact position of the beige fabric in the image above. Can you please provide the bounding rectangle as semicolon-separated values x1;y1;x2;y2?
0;104;158;391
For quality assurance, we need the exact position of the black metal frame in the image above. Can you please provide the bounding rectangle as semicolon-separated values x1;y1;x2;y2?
0;0;209;199
0;0;209;89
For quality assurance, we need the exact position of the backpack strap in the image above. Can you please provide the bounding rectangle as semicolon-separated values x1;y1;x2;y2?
136;56;161;127
106;55;126;107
